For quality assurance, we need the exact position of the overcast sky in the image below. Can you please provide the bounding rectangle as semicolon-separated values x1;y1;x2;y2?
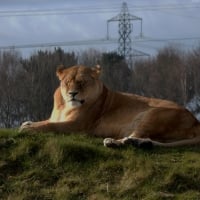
1;0;200;57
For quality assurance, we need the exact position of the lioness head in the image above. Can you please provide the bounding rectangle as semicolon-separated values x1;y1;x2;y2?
56;65;102;108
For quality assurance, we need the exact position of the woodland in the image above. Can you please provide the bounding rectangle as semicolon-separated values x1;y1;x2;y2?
1;45;200;128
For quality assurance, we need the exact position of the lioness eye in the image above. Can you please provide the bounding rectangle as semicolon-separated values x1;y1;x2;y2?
77;81;83;86
61;81;69;87
77;80;86;88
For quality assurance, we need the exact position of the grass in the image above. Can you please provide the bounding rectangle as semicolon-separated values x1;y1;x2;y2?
0;129;200;200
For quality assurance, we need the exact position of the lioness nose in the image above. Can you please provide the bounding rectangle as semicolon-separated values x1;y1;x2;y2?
69;91;78;98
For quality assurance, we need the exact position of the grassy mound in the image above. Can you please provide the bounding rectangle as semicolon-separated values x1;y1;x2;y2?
0;129;200;200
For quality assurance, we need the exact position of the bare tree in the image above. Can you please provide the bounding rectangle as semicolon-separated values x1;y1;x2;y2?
133;45;187;105
100;52;132;92
0;50;25;127
77;48;102;67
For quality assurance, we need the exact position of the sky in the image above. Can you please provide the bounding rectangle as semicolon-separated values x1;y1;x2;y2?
1;0;200;57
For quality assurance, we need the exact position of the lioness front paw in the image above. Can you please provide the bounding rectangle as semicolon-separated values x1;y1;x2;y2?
103;138;122;148
19;121;34;133
22;121;33;127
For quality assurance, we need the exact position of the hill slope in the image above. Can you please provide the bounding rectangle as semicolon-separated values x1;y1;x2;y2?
0;129;200;200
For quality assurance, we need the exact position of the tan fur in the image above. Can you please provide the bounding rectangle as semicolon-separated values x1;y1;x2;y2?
19;65;200;148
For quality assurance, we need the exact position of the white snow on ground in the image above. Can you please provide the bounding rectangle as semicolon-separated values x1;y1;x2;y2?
195;113;200;121
186;96;200;121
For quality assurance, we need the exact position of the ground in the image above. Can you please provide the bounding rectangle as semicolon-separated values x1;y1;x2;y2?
0;129;200;200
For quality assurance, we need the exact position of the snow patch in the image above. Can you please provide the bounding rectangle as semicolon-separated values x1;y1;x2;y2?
186;96;200;121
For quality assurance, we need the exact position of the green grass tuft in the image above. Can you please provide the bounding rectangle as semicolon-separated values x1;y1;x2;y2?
0;129;200;199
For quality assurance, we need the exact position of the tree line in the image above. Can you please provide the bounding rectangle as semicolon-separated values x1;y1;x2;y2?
0;45;200;128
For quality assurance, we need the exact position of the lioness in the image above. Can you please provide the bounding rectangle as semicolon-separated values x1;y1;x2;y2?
19;65;200;148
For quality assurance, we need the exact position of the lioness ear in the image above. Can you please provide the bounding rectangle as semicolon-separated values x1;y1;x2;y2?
56;65;65;80
92;65;101;78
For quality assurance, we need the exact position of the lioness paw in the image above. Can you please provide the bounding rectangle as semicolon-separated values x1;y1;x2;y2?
103;138;122;148
21;121;33;127
19;121;34;133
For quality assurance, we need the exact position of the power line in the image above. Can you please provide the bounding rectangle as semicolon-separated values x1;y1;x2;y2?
0;3;200;17
129;3;200;11
136;36;200;43
1;37;200;50
0;38;117;49
0;5;121;17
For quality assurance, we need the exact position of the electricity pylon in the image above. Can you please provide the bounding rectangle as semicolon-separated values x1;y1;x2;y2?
107;2;148;64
